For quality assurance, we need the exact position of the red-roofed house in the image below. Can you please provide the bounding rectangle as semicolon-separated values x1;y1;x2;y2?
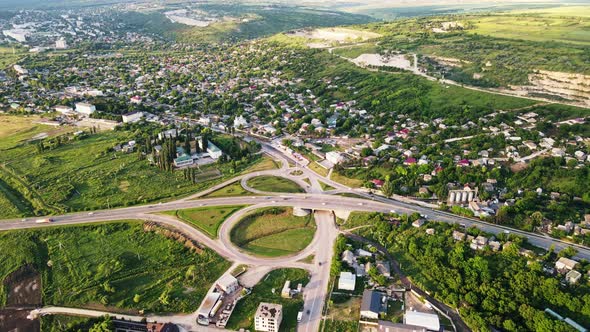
372;179;384;188
457;159;470;167
404;157;417;165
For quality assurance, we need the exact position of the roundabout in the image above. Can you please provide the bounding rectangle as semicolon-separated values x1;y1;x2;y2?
228;206;316;257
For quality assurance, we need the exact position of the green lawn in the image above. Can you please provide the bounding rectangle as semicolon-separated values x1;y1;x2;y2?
243;156;280;172
230;207;316;257
162;205;247;238
0;221;230;313
226;268;309;332
319;181;336;191
246;176;305;193
203;182;254;198
308;161;329;177
340;211;384;230
330;172;364;188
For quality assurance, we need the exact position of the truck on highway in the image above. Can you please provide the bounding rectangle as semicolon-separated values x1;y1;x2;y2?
35;218;54;224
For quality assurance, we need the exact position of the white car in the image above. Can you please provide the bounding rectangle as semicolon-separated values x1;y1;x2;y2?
358;202;363;206
321;202;326;206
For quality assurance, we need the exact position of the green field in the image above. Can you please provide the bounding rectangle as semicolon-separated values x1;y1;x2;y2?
226;268;309;331
0;125;265;218
0;221;230;313
0;46;26;68
246;176;305;193
467;12;590;45
162;205;246;238
332;43;378;58
230;207;315;257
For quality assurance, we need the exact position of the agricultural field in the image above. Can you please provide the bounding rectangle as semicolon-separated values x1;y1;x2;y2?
467;13;590;45
230;207;315;257
162;205;247;238
0;46;26;68
0;127;265;218
226;268;309;331
0;221;230;313
246;176;305;193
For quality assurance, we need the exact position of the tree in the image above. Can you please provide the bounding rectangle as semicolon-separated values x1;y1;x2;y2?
89;316;113;332
381;178;394;198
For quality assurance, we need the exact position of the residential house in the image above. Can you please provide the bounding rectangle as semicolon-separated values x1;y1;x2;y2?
566;270;582;285
360;290;385;320
412;219;425;228
342;250;355;266
556;257;579;273
452;231;466;241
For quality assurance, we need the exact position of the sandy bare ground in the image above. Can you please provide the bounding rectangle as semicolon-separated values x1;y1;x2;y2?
290;27;381;47
351;53;413;70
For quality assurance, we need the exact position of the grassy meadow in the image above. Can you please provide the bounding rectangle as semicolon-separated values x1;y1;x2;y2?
467;12;590;45
246;175;305;193
0;119;269;218
0;221;230;313
226;268;309;331
203;182;253;198
162;205;247;238
230;207;315;257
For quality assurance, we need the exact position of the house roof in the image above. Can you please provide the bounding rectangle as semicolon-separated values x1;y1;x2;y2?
361;290;384;314
404;311;440;331
556;257;578;270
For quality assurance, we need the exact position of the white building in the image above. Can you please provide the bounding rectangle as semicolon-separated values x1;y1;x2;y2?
234;115;249;128
338;271;356;291
326;151;346;165
13;65;28;75
206;141;223;160
404;311;440;331
254;302;282;332
216;274;239;294
122;111;144;124
55;38;68;49
75;102;96;115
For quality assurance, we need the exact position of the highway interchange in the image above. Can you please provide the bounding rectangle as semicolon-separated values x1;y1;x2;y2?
4;141;590;332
